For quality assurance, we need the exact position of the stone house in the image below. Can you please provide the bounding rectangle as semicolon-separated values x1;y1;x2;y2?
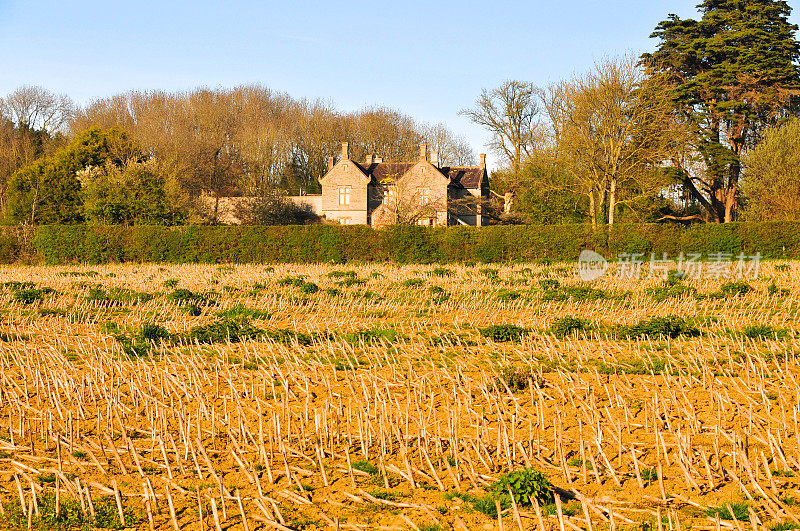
315;142;490;227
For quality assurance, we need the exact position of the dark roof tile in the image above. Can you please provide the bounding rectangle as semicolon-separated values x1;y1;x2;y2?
352;161;486;189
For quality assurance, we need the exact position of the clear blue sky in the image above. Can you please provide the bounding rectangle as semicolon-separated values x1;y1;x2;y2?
1;0;798;163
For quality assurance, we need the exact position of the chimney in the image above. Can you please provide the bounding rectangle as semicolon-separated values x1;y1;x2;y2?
419;142;427;161
341;142;349;161
327;156;334;171
365;154;374;164
374;156;383;163
430;151;439;167
479;153;486;168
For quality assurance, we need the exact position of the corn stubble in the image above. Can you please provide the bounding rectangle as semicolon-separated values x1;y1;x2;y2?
0;262;798;529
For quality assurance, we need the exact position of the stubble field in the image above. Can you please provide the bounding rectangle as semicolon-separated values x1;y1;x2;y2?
0;261;798;531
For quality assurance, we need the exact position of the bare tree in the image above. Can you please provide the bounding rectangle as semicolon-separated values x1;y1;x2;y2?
460;80;541;172
549;57;685;226
1;85;74;133
422;123;475;166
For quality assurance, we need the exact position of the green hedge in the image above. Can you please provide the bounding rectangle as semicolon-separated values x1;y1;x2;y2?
0;222;797;265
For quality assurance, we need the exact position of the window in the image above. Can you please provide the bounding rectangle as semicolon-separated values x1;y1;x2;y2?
338;186;351;206
417;187;431;206
384;188;396;206
339;217;351;225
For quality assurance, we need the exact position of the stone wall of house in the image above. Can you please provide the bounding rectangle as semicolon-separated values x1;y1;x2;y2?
288;195;323;215
319;157;370;224
394;160;450;226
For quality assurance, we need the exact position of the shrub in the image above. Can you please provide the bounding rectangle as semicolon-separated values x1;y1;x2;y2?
563;285;607;301
499;367;540;392
720;281;754;296
641;468;658;485
491;468;554;507
264;329;313;346
647;282;695;302
336;278;366;287
542;285;608;302
0;332;28;341
538;279;560;291
167;289;206;303
216;304;271;320
496;289;521;302
429;286;450;303
770;524;800;531
430;267;453;277
352;460;381;476
276;276;305;287
617;316;700;339
344;328;400;343
12;288;54;304
327;270;357;279
139;323;171;342
704;502;750;522
187;319;263;343
480;325;529;343
0;281;35;290
768;282;790;296
299;281;319;294
743;324;788;339
163;278;179;288
400;278;425;288
549;316;591;339
182;303;202;316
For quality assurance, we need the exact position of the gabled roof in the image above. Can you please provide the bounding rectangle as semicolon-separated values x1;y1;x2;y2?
355;162;415;184
353;161;486;189
442;166;486;189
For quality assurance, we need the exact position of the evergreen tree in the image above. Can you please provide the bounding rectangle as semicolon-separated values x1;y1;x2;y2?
7;127;132;224
644;0;800;222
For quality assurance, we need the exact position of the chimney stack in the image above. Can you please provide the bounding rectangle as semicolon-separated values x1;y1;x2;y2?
479;153;486;168
430;151;439;167
341;142;349;161
419;142;427;161
374;156;383;163
366;154;374;164
327;156;334;171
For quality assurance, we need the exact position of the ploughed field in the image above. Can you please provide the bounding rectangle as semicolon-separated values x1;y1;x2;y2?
0;262;799;530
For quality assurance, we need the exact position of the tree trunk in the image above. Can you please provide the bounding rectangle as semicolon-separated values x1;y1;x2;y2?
608;177;616;226
589;192;597;229
213;195;220;225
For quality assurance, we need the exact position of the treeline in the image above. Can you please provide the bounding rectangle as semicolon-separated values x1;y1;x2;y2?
463;0;800;225
0;85;474;225
1;222;799;264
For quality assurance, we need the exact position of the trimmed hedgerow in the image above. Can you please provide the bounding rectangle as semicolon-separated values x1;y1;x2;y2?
13;221;800;264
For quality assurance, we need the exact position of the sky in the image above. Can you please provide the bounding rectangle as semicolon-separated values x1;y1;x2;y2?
1;0;798;166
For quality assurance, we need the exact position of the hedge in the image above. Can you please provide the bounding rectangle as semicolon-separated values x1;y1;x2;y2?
0;222;796;265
